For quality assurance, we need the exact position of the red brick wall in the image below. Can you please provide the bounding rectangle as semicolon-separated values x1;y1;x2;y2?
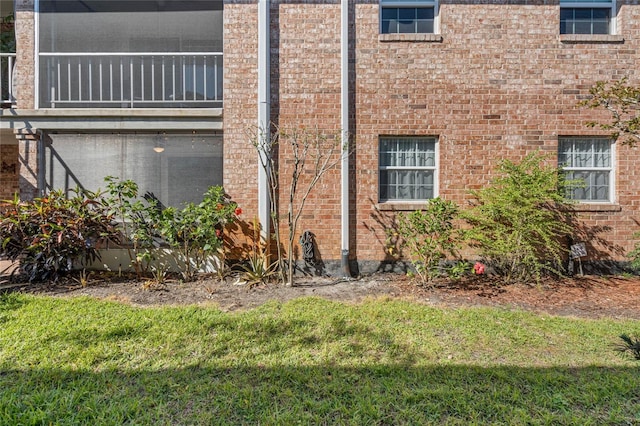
271;2;343;262
351;2;640;263
224;0;345;263
1;1;33;202
222;1;261;251
14;0;35;109
187;1;640;266
0;140;19;200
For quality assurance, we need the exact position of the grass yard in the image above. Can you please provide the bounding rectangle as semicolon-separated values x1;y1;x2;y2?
0;293;639;425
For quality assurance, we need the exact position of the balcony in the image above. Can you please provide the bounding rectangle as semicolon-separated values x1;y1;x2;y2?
0;52;15;107
39;53;223;109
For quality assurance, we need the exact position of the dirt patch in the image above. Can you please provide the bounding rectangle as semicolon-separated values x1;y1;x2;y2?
4;271;640;319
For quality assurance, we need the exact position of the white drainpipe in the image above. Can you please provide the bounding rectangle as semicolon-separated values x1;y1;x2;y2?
258;0;349;275
258;0;271;241
340;0;351;277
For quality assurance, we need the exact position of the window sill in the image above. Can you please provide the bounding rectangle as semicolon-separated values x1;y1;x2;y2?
565;203;622;213
379;33;443;43
375;202;428;211
559;34;624;44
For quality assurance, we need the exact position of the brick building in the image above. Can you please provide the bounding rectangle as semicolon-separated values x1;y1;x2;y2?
1;0;639;274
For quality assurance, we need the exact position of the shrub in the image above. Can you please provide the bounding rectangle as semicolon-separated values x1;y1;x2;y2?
393;197;463;284
158;186;240;282
103;176;161;278
0;190;118;282
238;219;277;286
627;232;640;271
462;152;574;283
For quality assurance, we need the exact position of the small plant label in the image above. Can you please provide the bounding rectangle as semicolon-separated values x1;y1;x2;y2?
570;242;587;259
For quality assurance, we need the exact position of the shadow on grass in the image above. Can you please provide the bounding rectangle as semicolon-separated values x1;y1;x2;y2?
0;364;638;424
1;296;639;424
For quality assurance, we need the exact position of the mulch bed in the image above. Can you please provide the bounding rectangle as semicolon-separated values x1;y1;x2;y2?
3;270;639;319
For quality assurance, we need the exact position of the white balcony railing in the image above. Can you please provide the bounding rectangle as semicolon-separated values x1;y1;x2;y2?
1;53;16;107
39;52;223;108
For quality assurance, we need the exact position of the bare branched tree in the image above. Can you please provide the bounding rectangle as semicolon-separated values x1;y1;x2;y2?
250;125;347;286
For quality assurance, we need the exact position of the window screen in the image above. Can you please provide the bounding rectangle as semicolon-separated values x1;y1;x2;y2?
45;132;223;207
38;1;223;108
39;1;223;53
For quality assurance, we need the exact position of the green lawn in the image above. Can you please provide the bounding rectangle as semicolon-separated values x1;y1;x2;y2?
1;293;638;425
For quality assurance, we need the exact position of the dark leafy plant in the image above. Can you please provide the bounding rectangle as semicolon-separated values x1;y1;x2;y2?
0;189;118;282
0;14;14;53
462;152;574;283
613;334;640;361
158;186;240;282
446;260;472;281
392;197;463;284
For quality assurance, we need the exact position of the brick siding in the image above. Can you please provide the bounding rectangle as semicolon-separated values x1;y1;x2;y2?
224;0;640;266
0;140;19;200
13;0;35;109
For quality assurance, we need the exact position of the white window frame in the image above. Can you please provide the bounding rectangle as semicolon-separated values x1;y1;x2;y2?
379;136;439;202
380;0;439;35
558;137;615;203
559;0;616;35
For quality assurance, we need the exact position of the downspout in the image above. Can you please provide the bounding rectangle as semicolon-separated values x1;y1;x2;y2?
257;0;271;241
340;0;351;277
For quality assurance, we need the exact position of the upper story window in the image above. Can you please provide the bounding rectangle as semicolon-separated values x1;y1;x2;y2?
558;137;614;202
380;0;437;34
560;0;615;35
379;136;438;201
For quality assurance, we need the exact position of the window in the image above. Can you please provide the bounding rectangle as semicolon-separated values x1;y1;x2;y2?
560;0;615;35
379;136;437;201
558;137;613;202
380;0;437;34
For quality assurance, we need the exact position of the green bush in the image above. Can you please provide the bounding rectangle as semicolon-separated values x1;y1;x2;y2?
158;186;240;282
393;197;463;284
627;232;640;271
103;176;161;278
0;189;118;282
104;179;241;282
0;181;241;284
462;153;573;283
